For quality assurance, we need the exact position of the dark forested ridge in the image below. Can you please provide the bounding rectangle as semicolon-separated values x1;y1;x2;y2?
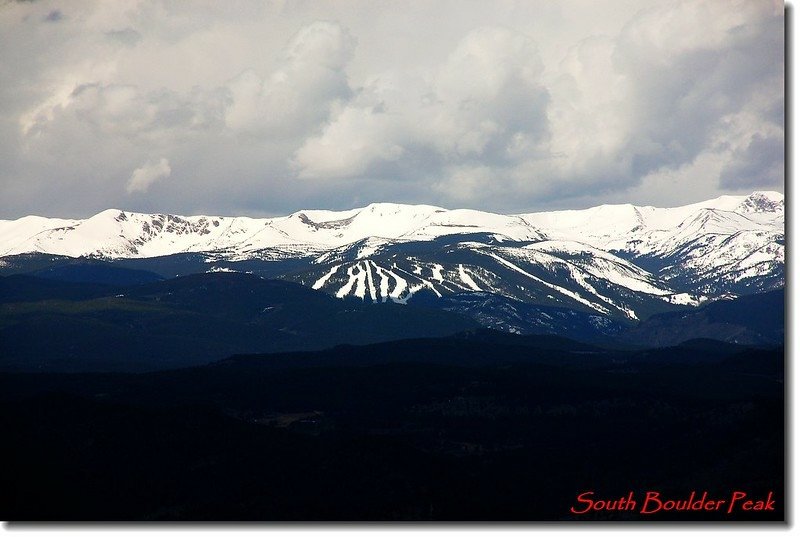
0;333;783;521
621;289;784;347
0;272;784;372
0;272;479;372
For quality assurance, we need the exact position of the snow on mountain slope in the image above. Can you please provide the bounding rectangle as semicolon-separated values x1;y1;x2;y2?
284;236;698;320
0;192;784;313
398;209;546;242
519;191;783;252
522;241;684;299
269;203;445;247
0;203;544;258
1;192;781;259
0;210;271;258
735;191;784;215
519;191;784;295
0;215;80;255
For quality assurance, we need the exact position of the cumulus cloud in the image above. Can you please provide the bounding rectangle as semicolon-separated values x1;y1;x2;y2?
291;0;782;210
293;26;550;183
433;26;550;159
24;82;225;141
293;100;406;179
127;158;171;193
720;132;784;188
607;0;783;177
224;21;356;136
0;0;784;218
502;0;784;202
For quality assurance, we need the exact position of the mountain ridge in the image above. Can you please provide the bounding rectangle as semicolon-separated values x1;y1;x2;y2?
0;191;784;323
0;191;782;258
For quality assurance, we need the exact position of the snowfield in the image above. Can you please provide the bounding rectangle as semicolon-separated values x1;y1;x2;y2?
0;191;783;321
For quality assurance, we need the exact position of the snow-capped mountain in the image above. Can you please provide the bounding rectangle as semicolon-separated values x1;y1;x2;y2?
522;191;784;295
0;191;784;324
285;234;694;321
0;203;544;259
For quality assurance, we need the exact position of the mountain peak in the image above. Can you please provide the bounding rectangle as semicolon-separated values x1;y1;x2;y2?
736;191;784;214
0;191;783;262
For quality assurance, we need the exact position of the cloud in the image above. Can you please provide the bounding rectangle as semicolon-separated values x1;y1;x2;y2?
23;81;225;141
720;132;784;188
42;9;62;23
293;26;550;183
534;0;784;199
224;21;356;136
291;1;782;210
105;27;142;47
293;101;406;179
612;0;782;172
127;158;171;193
0;0;784;218
432;26;550;160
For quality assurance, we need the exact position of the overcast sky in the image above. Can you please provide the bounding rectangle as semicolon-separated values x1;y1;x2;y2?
0;0;784;218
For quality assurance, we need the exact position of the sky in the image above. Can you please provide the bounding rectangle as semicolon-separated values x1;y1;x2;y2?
0;0;785;218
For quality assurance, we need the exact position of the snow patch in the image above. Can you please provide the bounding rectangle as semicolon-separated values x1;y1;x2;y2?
458;264;482;291
485;252;609;314
312;264;340;290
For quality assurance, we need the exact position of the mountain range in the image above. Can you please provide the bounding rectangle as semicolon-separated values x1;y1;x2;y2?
0;191;784;342
0;194;783;522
